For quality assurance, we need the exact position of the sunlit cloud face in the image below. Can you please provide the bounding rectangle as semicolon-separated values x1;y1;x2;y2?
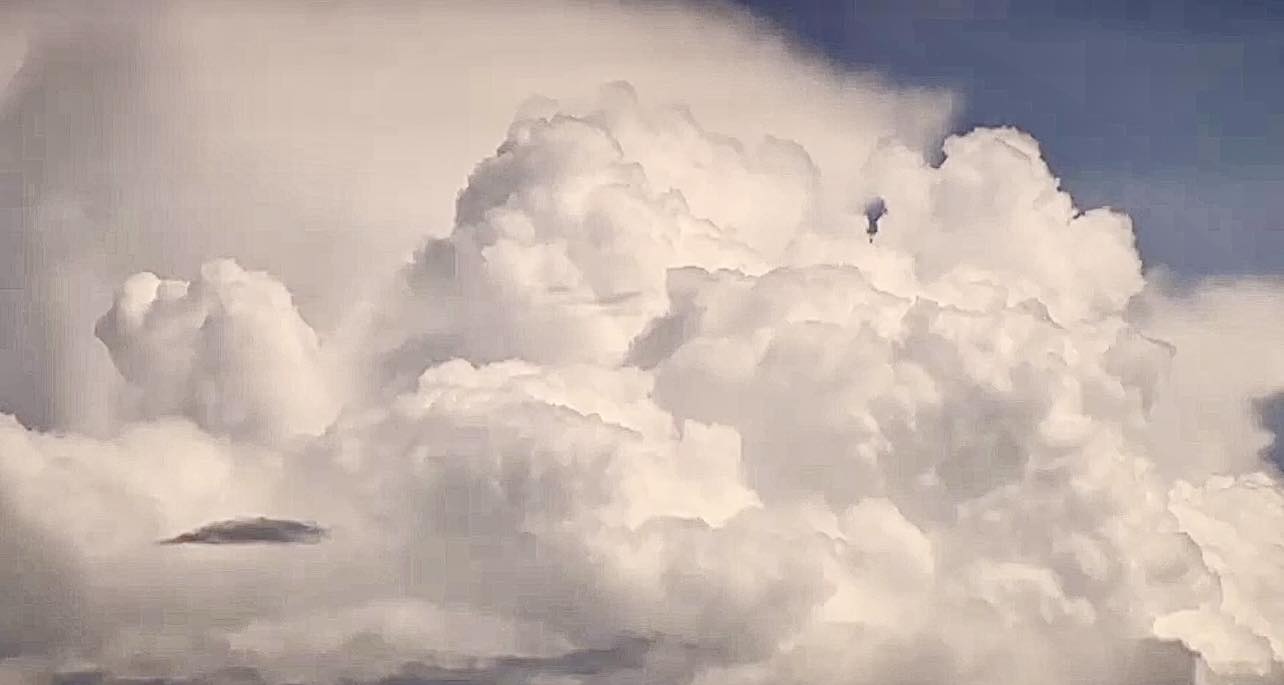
1;3;1282;685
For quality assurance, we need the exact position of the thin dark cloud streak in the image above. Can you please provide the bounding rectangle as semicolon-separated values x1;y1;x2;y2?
159;517;329;546
372;637;656;685
50;638;663;685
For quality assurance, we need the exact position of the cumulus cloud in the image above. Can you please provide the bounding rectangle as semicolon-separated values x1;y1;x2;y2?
159;518;329;546
94;259;339;444
1;3;1283;685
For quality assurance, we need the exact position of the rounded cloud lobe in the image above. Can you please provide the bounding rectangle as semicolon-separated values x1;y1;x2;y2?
2;4;1284;685
94;259;339;443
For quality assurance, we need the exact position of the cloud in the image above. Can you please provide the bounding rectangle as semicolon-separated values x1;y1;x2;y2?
0;3;1283;685
368;636;657;685
0;491;88;660
0;0;953;436
159;518;329;546
94;259;339;444
46;639;663;685
1255;391;1284;472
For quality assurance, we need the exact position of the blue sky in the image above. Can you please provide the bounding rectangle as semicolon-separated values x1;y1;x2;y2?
731;0;1284;277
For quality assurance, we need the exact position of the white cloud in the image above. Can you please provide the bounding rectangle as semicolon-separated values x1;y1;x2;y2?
95;259;339;443
0;3;1282;685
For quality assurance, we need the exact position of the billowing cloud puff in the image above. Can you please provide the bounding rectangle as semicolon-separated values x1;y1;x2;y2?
95;259;338;443
866;127;1145;324
1;3;1283;685
397;83;813;368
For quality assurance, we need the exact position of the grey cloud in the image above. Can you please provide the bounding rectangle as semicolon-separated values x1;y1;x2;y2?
371;639;652;685
51;639;663;685
159;517;328;546
0;491;88;659
53;666;267;685
1255;390;1284;472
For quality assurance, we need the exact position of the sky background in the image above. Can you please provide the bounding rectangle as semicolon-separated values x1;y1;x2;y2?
731;0;1284;278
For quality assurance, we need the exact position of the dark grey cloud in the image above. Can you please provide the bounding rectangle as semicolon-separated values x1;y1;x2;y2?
366;637;719;685
53;665;266;685
44;639;1219;685
1255;390;1284;472
50;638;665;685
159;517;328;546
359;639;651;685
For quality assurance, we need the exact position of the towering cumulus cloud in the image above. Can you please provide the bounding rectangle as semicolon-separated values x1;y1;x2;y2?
1;3;1282;685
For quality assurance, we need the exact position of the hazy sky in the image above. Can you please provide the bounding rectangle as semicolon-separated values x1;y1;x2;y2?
733;0;1284;276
